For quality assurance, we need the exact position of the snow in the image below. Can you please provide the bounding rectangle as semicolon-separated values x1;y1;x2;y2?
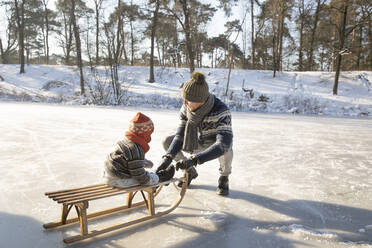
0;64;372;247
0;64;372;117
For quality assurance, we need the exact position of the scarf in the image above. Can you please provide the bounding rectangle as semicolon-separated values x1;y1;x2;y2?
125;131;151;153
183;94;215;153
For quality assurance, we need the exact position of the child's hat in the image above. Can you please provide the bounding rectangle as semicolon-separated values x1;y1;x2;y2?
129;112;154;135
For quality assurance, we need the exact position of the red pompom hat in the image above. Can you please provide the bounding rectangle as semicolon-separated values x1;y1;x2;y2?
125;112;154;153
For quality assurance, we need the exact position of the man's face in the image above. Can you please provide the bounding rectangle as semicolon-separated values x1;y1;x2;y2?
184;99;205;112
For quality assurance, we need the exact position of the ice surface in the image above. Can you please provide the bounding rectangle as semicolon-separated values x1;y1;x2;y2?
0;102;371;247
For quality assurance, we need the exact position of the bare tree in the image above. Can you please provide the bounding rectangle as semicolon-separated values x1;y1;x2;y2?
297;0;305;71
0;11;17;64
71;0;85;95
307;0;324;70
41;0;51;64
93;0;104;65
14;0;25;73
163;0;195;72
250;0;261;68
149;0;160;83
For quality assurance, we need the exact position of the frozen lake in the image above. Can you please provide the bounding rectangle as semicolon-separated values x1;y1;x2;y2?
0;102;371;248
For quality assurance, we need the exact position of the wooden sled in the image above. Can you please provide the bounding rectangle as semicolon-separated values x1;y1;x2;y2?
43;172;188;244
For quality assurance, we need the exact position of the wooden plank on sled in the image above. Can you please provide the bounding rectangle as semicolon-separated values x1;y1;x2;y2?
43;172;189;244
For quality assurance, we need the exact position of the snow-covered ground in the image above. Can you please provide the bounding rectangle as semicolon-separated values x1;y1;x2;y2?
0;64;371;117
0;102;371;248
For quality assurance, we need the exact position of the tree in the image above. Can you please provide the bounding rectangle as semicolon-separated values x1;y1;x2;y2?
328;0;367;94
224;18;246;96
14;0;26;73
55;0;91;65
128;2;145;65
250;0;261;68
162;0;216;73
0;3;17;64
269;0;293;77
93;0;104;65
306;0;324;71
296;0;306;71
41;0;50;64
103;0;126;104
40;0;58;64
149;0;160;83
70;0;85;95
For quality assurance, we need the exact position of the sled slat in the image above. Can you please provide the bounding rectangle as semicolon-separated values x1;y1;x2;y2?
43;174;188;244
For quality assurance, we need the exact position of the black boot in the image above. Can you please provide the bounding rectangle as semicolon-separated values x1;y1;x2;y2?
178;166;198;187
216;176;229;196
157;165;175;183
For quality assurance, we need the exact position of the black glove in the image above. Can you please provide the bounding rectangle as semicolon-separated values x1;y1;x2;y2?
175;157;198;171
156;155;172;173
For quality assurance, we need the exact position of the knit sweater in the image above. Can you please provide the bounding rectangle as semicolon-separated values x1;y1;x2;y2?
104;138;150;184
167;95;233;164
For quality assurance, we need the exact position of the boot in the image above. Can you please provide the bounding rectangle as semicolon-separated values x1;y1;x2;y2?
216;176;229;196
157;165;175;183
178;166;198;187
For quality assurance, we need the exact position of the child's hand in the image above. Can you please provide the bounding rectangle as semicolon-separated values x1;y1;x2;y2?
156;155;172;173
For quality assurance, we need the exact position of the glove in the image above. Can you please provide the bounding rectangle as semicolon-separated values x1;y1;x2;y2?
156;155;172;173
175;157;198;171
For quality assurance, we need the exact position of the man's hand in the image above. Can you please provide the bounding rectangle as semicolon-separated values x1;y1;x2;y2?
156;155;172;173
175;157;198;171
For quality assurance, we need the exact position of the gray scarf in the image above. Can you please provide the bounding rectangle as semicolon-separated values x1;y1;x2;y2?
183;94;215;153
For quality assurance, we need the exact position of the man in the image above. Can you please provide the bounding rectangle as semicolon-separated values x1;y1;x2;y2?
156;71;233;195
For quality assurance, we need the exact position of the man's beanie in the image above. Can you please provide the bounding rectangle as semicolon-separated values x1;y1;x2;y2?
129;112;154;135
182;71;209;102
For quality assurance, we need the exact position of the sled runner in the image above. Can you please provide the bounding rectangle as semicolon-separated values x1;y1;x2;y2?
43;172;188;244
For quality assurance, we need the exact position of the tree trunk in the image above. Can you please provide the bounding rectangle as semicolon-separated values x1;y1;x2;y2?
307;0;321;71
367;11;372;69
42;0;50;64
130;20;134;66
298;0;304;71
272;18;277;77
250;0;255;68
149;0;160;83
278;8;284;72
115;0;122;68
94;0;103;65
86;19;93;70
333;1;348;95
0;38;5;64
71;0;85;95
156;39;162;66
14;0;25;73
210;48;213;68
356;25;362;70
180;0;195;73
63;14;73;65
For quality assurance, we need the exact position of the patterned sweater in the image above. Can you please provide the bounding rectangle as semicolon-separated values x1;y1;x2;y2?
104;138;150;184
167;95;233;164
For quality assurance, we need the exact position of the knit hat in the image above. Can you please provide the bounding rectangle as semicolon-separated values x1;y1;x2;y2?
182;71;209;102
126;112;154;153
128;112;154;136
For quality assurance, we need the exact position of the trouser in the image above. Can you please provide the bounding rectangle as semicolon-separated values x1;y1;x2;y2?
162;135;233;176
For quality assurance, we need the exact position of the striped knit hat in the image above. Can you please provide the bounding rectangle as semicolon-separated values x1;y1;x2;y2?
182;71;209;102
129;112;154;135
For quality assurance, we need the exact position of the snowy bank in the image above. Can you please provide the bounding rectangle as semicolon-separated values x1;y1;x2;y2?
0;64;371;117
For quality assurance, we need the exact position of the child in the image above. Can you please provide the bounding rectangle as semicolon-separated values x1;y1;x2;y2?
103;112;174;188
